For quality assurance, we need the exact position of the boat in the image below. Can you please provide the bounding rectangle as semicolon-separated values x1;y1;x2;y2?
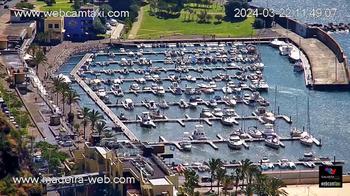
184;86;196;95
262;112;276;124
130;83;140;91
200;108;213;118
270;39;286;48
189;97;198;108
293;60;304;72
208;99;217;107
222;86;233;94
178;99;189;108
118;113;128;121
277;159;289;169
289;47;301;62
279;44;293;56
192;125;207;140
122;99;134;110
146;100;158;110
248;126;263;138
179;132;192;151
290;127;304;137
304;152;313;157
212;108;224;117
96;88;107;98
264;136;280;149
140;112;156;128
223;96;237;106
263;123;277;137
149;110;166;119
228;134;243;150
220;108;238;126
303;161;316;168
300;135;313;146
155;86;165;96
159;99;169;109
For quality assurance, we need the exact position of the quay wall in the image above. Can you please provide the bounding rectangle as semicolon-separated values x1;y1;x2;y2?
264;170;350;185
272;10;350;82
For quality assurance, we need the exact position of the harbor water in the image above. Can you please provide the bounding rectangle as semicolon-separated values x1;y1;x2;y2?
58;43;350;172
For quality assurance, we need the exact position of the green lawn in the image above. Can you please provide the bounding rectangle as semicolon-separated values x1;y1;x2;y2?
135;5;256;39
34;0;73;12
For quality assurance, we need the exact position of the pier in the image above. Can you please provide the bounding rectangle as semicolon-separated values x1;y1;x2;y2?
273;25;349;88
71;54;139;142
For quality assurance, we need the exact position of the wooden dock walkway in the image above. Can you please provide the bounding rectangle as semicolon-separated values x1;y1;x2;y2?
71;54;139;142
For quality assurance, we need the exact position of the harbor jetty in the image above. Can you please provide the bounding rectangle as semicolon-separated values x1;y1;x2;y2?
71;54;139;142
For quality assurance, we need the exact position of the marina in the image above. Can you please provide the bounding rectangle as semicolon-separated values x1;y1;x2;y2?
59;39;339;171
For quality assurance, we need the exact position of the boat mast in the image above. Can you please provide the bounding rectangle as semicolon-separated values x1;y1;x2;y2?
307;95;311;134
295;95;298;129
274;85;277;114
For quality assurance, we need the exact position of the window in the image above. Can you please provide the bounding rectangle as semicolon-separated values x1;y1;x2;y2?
48;24;53;28
54;24;59;28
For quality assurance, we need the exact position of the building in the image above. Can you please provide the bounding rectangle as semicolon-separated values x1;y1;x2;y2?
0;21;36;50
64;5;99;41
44;17;65;44
73;143;179;196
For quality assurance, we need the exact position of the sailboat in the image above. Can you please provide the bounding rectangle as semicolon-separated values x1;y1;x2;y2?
290;96;304;137
300;96;313;146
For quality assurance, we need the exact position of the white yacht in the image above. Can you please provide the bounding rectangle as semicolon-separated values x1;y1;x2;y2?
200;108;213;118
264;136;280;149
122;98;134;110
228;134;243;150
212;108;224;117
279;44;293;56
263;123;277;137
300;134;313;146
179;132;192;151
192;125;207;140
130;83;140;91
248;126;263;138
159;99;169;109
140;112;156;128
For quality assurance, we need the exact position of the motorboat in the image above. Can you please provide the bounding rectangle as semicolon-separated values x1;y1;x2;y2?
209;81;217;88
186;75;197;82
262;112;276;124
263;123;277;137
159;99;169;109
192;125;207;140
184;86;196;95
179;132;192;151
248;126;263;138
223;96;237;106
130;83;140;91
122;99;134;110
300;135;313;146
290;127;304;137
289;47;301;62
270;39;286;48
118;113;128;121
221;108;238;126
228;134;243;150
146;100;158;110
178;99;189;109
140;112;156;128
149;110;166;119
200;108;213;118
208;99;217;107
222;86;233;94
156;86;165;96
293;60;304;72
189;97;198;108
212;108;224;117
277;159;289;169
264;136;280;149
96;88;107;98
279;44;293;56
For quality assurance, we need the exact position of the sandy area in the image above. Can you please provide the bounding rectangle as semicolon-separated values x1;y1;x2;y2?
284;183;349;196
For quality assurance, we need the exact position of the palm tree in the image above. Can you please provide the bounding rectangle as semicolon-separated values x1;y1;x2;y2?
81;107;90;140
60;82;70;115
245;165;260;196
208;158;222;191
241;159;253;189
234;167;242;196
266;177;288;196
88;109;103;132
253;172;268;196
32;48;47;73
66;89;80;115
216;166;226;195
222;175;233;196
95;120;107;136
52;76;65;105
183;169;199;196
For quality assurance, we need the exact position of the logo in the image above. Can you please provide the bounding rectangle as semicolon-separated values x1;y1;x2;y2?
324;167;337;175
319;166;342;188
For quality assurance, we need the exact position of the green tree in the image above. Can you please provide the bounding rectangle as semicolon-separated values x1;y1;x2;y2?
65;89;80;115
184;169;199;196
93;17;107;34
59;82;70;115
215;14;223;23
224;0;248;21
216;166;226;195
73;0;81;11
95;120;107;136
266;177;288;196
208;158;222;191
88;109;103;132
32;48;47;73
222;175;233;196
52;76;65;105
15;2;34;9
81;107;90;140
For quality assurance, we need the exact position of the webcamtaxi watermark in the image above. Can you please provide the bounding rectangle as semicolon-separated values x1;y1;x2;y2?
13;9;129;18
12;175;136;185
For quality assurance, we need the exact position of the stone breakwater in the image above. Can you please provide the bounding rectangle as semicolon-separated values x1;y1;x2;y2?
308;23;350;32
45;39;110;76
